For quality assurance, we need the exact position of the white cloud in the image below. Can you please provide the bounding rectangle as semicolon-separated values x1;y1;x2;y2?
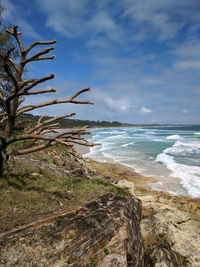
182;109;189;113
174;61;200;70
37;0;123;43
172;40;200;59
120;0;200;41
87;12;115;32
143;78;162;85
3;0;199;124
106;97;130;113
140;106;152;114
2;0;43;39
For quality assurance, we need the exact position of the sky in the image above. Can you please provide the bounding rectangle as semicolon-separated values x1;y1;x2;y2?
1;0;200;124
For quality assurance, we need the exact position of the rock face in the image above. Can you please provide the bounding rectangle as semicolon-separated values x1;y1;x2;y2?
0;194;143;267
136;189;200;267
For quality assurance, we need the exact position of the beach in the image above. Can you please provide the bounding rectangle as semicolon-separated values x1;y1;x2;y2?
76;125;200;198
74;142;158;189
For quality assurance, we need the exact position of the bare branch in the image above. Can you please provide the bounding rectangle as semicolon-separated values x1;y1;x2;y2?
28;55;56;62
16;97;25;108
40;129;57;135
17;139;36;151
6;133;66;145
24;47;55;64
17;99;92;116
38;114;47;125
23;89;56;96
70;87;91;100
8;142;53;156
20;79;37;88
27;113;76;134
3;59;19;92
21;74;55;92
69;99;94;105
25;40;57;54
6;26;24;53
39;123;60;134
7;75;55;102
7;58;19;72
13;140;72;155
0;92;6;104
17;87;93;116
0;26;95;177
67;138;98;147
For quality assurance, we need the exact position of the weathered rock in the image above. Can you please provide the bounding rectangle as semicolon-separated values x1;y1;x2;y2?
117;179;136;197
0;194;143;267
137;189;200;267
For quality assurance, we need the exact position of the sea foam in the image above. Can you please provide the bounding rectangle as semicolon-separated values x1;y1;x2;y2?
155;150;200;197
166;134;182;140
120;142;135;147
164;141;200;156
85;126;200;197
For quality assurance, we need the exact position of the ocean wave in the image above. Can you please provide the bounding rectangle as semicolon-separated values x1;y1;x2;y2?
102;134;131;141
166;141;200;156
153;138;164;142
99;142;115;151
120;142;135;147
155;153;200;198
87;126;200;197
83;146;100;157
96;130;126;135
166;134;182;140
101;151;128;161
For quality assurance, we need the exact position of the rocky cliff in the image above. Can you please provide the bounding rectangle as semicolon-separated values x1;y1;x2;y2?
1;155;200;266
0;193;143;267
137;188;200;267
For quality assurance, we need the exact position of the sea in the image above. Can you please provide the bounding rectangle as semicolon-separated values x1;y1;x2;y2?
84;125;200;198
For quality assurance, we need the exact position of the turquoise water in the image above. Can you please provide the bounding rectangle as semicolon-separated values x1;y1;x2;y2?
84;126;200;198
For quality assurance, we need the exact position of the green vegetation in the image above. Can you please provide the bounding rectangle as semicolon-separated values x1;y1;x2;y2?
88;257;98;266
0;152;125;233
18;113;165;129
20;113;134;128
41;156;57;165
103;247;110;255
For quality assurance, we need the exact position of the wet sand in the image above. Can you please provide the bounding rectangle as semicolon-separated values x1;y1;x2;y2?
74;144;157;186
85;158;158;186
73;144;90;155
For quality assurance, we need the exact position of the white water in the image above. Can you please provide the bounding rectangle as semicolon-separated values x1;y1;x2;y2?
84;126;200;198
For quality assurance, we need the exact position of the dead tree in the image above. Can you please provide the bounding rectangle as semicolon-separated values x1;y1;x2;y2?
0;26;96;177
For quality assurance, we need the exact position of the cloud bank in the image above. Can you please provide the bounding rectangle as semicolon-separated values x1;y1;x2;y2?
2;0;200;123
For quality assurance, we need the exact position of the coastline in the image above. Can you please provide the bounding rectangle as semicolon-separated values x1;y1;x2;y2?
73;143;90;155
1;137;200;265
75;125;200;198
75;143;200;199
75;144;159;189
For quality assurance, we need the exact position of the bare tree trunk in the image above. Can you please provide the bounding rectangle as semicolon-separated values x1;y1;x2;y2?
0;26;97;177
5;116;14;138
0;138;7;178
0;151;5;178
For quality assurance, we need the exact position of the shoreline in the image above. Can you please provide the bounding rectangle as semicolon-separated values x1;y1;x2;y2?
76;144;199;199
75;144;159;189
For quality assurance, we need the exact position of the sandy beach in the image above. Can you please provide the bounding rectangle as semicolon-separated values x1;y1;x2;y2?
74;144;158;188
73;143;90;155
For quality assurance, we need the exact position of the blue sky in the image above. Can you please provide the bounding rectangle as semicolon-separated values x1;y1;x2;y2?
2;0;200;124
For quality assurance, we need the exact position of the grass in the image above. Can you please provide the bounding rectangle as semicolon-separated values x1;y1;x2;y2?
41;156;57;165
88;257;98;266
103;247;110;255
0;158;125;233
